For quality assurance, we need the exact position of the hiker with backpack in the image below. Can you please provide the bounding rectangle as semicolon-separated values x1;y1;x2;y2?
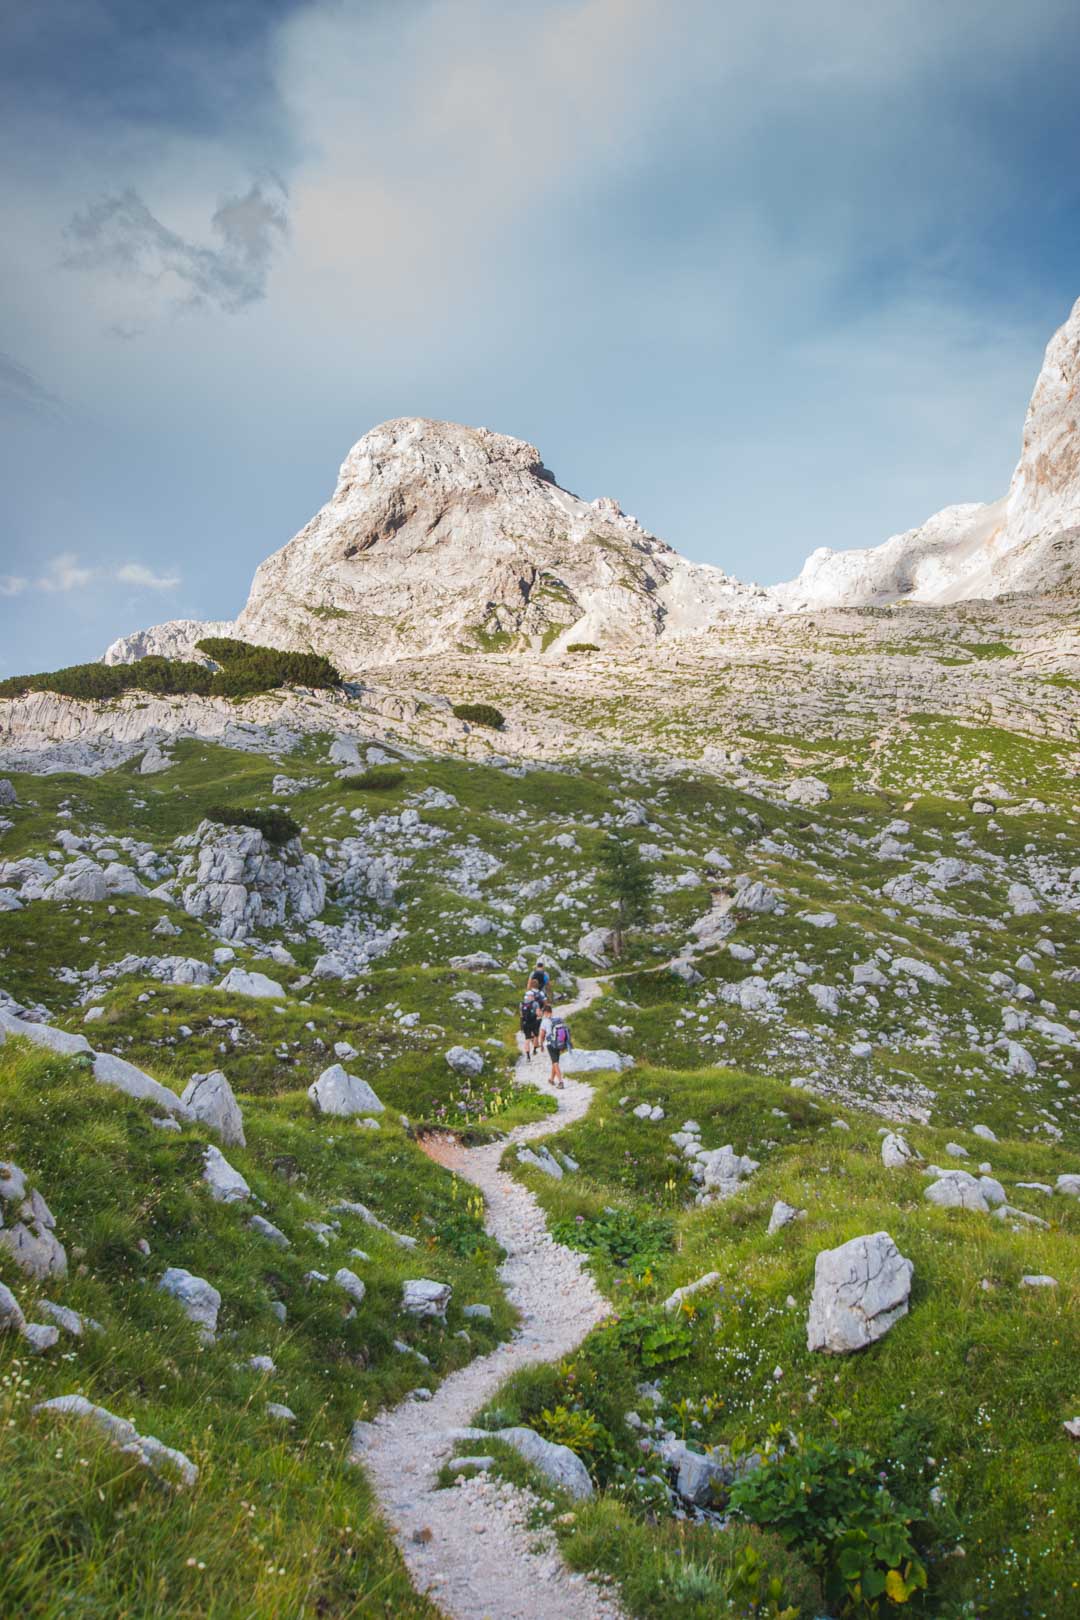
520;988;543;1059
528;961;551;1001
539;1000;572;1088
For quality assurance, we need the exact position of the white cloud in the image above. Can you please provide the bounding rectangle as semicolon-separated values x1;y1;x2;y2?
36;552;95;592
116;562;181;589
0;575;27;597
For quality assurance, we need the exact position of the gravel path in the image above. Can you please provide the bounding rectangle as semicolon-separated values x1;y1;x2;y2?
352;978;630;1620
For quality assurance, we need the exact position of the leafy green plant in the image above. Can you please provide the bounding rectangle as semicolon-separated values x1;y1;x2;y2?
341;767;406;791
639;1316;694;1368
567;642;599;653
728;1436;928;1616
452;702;505;730
536;1404;618;1482
551;1208;673;1275
205;805;302;847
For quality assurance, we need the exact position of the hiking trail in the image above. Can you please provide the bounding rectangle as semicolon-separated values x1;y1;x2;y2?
351;976;631;1620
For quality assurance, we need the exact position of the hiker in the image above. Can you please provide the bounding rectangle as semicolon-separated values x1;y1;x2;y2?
539;1000;572;1088
520;988;542;1059
528;960;550;1000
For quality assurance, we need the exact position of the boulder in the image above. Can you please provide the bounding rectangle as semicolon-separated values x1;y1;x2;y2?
0;1279;25;1333
217;967;285;1000
46;859;109;903
334;1267;367;1305
784;776;830;806
0;780;17;807
33;1394;197;1487
445;1045;484;1078
493;1425;594;1499
806;1232;913;1354
158;1267;221;1342
181;1070;245;1146
21;1323;60;1354
449;952;501;971
248;1214;290;1248
1056;1174;1080;1198
881;1132;915;1169
577;927;616;967
178;819;325;941
308;1064;384;1116
202;1144;250;1204
139;744;173;774
767;1200;805;1235
93;1051;192;1118
520;912;544;937
0;1176;67;1281
924;1171;990;1213
0;1009;92;1058
401;1279;452;1318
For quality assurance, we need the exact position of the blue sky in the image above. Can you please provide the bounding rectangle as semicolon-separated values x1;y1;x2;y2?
2;0;1080;671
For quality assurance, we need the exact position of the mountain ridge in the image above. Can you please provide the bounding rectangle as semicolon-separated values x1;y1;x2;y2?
104;297;1080;673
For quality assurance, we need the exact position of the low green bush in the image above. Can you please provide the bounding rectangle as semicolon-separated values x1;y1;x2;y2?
551;1208;674;1275
728;1436;928;1616
0;640;341;704
567;642;600;653
341;767;406;791
452;702;505;730
205;804;302;846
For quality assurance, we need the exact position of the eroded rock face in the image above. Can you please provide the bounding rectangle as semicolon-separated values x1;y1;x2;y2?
0;1162;67;1282
177;820;325;940
806;1232;913;1354
776;294;1080;607
219;418;772;672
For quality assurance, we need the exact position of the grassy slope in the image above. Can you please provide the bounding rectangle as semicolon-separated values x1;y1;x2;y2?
0;714;1077;1618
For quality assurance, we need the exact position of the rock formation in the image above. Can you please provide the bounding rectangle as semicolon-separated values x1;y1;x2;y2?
777;295;1080;607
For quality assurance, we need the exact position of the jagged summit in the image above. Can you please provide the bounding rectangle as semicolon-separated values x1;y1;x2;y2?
776;295;1080;608
107;416;772;673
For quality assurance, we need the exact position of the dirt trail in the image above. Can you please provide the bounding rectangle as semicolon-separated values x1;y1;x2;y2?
352;976;630;1620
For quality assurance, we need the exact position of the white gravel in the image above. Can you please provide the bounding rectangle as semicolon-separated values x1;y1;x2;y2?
352;980;629;1620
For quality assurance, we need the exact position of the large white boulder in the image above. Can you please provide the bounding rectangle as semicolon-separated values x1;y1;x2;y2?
445;1045;484;1078
0;1010;91;1058
806;1232;913;1354
217;967;285;1000
308;1064;384;1116
784;776;830;806
93;1051;192;1118
924;1171;990;1213
181;1070;245;1146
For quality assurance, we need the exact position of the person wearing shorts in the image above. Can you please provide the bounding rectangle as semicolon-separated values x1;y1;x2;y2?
521;993;542;1058
539;1002;564;1088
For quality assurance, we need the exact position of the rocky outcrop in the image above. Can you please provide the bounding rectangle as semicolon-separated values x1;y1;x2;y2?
777;295;1080;607
102;619;235;666
176;819;325;940
108;419;773;677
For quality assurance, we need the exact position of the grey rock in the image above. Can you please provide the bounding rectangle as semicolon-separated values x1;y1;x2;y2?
462;1303;493;1320
663;1272;721;1312
158;1267;221;1341
334;1267;367;1305
881;1132;915;1169
401;1278;451;1318
308;1063;384;1116
445;1045;484;1077
0;1279;26;1332
21;1322;60;1353
266;1402;296;1422
202;1144;250;1204
93;1051;192;1118
924;1171;989;1213
0;1009;92;1058
1056;1174;1080;1198
806;1232;913;1354
218;967;285;1000
767;1200;805;1235
492;1425;593;1500
181;1070;245;1146
248;1214;290;1248
33;1394;197;1486
1020;1274;1057;1287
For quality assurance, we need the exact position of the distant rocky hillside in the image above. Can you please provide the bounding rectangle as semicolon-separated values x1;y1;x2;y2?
105;420;771;676
777;295;1080;608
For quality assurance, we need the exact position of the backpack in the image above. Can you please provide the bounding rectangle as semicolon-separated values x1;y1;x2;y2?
552;1018;571;1050
520;997;536;1024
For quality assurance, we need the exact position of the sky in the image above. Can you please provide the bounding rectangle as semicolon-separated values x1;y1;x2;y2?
2;0;1080;672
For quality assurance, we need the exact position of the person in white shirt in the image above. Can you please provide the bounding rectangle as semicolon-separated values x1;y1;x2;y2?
539;1001;565;1089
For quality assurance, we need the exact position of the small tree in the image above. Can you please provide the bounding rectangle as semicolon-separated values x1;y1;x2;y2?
596;833;653;958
